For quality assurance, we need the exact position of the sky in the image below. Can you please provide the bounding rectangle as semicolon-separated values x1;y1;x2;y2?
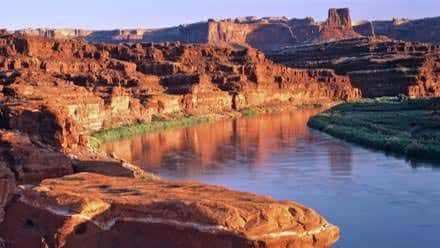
2;0;440;30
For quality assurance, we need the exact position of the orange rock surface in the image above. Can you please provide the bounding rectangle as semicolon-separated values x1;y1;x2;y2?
0;33;359;149
14;8;362;52
0;173;339;248
0;25;354;247
270;36;440;97
0;130;72;184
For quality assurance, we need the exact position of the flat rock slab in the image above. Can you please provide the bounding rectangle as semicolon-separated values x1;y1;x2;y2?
0;173;339;248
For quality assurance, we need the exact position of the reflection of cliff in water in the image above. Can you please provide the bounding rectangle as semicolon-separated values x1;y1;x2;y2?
328;142;353;176
103;109;353;177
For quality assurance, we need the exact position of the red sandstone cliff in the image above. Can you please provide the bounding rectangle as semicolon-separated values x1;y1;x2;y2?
14;8;362;52
354;16;440;45
12;9;440;51
270;36;440;98
0;34;359;150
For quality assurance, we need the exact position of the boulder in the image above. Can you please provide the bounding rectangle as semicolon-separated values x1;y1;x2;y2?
0;173;339;248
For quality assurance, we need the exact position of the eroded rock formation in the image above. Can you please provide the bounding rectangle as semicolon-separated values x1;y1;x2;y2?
14;8;362;52
318;8;361;43
0;33;359;149
0;28;356;247
354;16;440;45
0;130;73;184
0;173;340;248
270;36;440;97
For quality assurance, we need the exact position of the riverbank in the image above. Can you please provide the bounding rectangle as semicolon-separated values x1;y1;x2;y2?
308;97;440;161
89;103;330;149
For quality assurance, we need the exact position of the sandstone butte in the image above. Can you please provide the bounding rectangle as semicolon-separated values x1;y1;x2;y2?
11;8;440;50
12;8;361;52
0;25;363;247
9;6;440;98
2;7;440;247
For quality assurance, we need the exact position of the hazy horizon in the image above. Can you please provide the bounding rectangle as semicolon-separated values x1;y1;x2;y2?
2;0;440;30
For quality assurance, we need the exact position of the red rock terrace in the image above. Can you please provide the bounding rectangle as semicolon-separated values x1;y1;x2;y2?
0;34;359;149
269;36;440;98
0;32;358;247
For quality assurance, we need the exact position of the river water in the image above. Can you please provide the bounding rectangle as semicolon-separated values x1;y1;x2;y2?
102;109;440;248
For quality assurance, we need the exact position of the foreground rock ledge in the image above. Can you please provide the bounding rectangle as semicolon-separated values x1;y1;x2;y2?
0;173;339;248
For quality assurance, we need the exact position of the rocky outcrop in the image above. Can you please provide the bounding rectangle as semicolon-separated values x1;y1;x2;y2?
14;8;362;52
270;36;440;97
12;10;440;50
318;8;361;43
354;16;440;45
0;25;350;248
0;172;340;248
0;34;359;149
0;130;73;184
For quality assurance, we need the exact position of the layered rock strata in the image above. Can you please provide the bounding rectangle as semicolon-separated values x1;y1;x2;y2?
0;34;359;149
270;36;440;97
14;8;361;52
0;173;340;248
0;32;353;247
11;10;440;50
354;16;440;45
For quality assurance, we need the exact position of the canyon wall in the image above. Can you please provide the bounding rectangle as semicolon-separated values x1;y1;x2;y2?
10;9;440;51
354;16;440;45
269;37;440;98
14;8;362;52
0;33;355;248
0;33;359;150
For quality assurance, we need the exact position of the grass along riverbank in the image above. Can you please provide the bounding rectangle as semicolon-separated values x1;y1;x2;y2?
308;97;440;161
89;102;331;150
89;115;211;149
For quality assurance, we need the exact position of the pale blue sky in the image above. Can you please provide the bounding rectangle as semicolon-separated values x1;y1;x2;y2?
2;0;440;29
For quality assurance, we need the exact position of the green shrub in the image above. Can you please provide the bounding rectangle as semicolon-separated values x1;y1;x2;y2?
240;108;258;117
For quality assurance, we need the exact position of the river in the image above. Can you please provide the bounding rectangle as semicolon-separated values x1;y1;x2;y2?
102;109;440;248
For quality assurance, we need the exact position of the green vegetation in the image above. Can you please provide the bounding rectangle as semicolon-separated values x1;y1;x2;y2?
308;97;440;161
240;108;259;117
89;116;210;149
89;102;328;150
295;103;323;109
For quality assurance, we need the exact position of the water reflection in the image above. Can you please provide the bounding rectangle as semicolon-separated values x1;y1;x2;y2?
103;109;440;248
328;142;353;177
103;109;353;177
